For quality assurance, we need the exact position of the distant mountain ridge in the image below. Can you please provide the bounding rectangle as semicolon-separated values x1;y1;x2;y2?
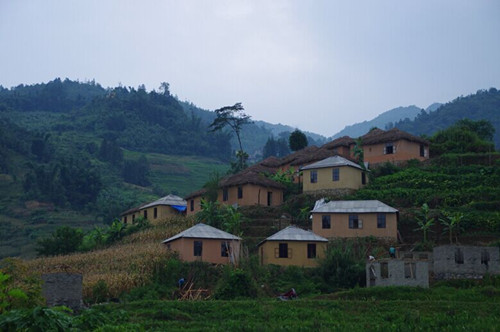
331;103;442;139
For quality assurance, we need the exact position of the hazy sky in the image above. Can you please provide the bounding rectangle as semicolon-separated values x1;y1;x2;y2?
1;1;499;137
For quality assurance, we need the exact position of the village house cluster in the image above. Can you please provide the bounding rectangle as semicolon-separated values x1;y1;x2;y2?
119;127;499;285
120;128;426;264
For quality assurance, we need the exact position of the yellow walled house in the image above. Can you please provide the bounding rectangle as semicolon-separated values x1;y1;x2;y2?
311;200;398;240
121;194;187;224
258;226;328;267
185;169;285;216
185;189;208;216
162;223;241;264
360;128;429;165
217;170;285;209
300;155;368;193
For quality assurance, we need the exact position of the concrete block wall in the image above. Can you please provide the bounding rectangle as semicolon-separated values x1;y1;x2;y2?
433;245;500;279
42;273;83;311
366;259;429;288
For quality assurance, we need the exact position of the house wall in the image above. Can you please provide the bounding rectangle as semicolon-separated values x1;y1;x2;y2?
166;237;241;265
363;139;428;164
328;146;353;158
366;260;429;288
186;195;204;216
312;212;397;240
302;166;366;192
121;211;138;224
139;205;184;224
433;245;500;279
258;241;327;267
217;184;283;207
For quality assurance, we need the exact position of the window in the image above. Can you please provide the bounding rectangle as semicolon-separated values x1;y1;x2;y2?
194;241;203;257
154;207;158;219
267;192;272;206
223;188;228;201
221;242;230;257
279;243;288;258
481;250;490;266
349;214;362;229
123;216;127;223
143;210;147;219
237;186;243;199
307;243;316;258
190;199;194;212
380;262;389;278
384;143;394;154
377;214;386;228
332;168;339;181
404;262;416;279
310;170;317;183
362;172;366;185
420;144;425;157
322;215;331;229
455;248;464;264
132;214;135;222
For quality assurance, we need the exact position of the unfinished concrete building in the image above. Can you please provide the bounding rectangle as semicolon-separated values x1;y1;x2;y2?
366;259;429;288
42;273;83;311
433;245;500;279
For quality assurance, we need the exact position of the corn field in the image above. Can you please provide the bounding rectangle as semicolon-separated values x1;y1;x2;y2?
25;216;195;299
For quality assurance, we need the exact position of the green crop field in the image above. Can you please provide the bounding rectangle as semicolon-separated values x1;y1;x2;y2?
92;295;500;331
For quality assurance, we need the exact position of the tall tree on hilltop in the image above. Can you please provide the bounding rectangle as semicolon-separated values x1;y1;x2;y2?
289;129;308;151
209;102;252;171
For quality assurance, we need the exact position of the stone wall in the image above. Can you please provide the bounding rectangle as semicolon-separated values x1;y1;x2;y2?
42;273;83;311
433;245;500;279
366;259;429;288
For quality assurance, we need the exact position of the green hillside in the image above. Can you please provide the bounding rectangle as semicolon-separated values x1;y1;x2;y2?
0;80;232;258
393;88;500;149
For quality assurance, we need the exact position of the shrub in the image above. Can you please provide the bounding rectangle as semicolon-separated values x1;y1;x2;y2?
214;267;257;300
317;242;365;292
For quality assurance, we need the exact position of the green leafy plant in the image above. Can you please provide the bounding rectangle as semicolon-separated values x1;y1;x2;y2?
414;203;435;243
0;272;28;314
214;267;257;300
439;211;464;244
0;306;73;332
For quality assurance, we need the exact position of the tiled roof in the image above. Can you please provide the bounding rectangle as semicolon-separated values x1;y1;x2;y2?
184;188;208;200
299;155;364;171
219;169;285;189
361;128;428;145
311;200;398;213
141;194;187;209
120;205;141;216
162;223;241;244
259;226;328;244
321;136;355;150
290;147;335;166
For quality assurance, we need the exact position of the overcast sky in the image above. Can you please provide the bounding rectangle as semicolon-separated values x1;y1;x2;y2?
1;1;499;137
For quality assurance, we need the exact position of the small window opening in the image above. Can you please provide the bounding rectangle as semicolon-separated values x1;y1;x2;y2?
481;250;490;266
455;248;464;264
307;243;316;259
380;262;389;278
404;262;416;279
322;215;331;229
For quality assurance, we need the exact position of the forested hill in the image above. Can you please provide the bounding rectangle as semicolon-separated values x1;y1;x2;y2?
331;104;442;139
392;88;500;149
0;79;231;160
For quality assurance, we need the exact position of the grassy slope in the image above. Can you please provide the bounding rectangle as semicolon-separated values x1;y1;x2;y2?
0;148;228;259
94;293;500;331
